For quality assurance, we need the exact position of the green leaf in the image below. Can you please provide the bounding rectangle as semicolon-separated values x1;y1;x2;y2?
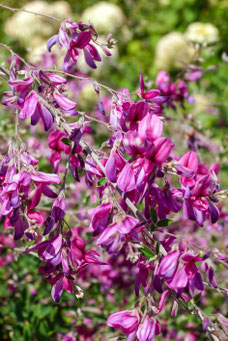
157;219;173;227
61;138;72;146
194;293;201;302
150;224;155;232
155;242;160;255
195;261;202;266
97;177;107;187
139;246;155;258
150;207;158;223
188;301;194;310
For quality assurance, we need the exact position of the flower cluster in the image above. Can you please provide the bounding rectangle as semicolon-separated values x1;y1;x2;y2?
107;309;161;341
0;8;227;341
0;144;60;240
47;19;113;71
2;66;78;130
24;228;104;302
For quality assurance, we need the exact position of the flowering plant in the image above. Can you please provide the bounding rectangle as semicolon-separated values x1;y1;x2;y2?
0;3;227;341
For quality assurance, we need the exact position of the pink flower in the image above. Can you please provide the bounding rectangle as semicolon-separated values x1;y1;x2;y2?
54;92;77;111
179;151;199;187
47;19;110;71
107;309;140;335
117;163;136;192
97;216;139;253
157;250;180;282
169;253;204;291
137;316;160;341
138;114;163;142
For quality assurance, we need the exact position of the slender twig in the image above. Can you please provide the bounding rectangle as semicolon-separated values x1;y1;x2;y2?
0;43;32;68
0;4;62;22
60;143;74;192
37;68;128;98
0;66;10;76
78;111;113;131
203;281;228;298
192;302;221;341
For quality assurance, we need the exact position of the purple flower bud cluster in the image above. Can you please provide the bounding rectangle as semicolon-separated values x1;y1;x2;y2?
47;19;112;71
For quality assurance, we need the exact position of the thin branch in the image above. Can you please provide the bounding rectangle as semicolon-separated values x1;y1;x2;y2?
37;68;128;98
78;111;113;131
192;302;221;341
203;281;228;298
0;4;62;22
60;143;74;192
0;43;32;68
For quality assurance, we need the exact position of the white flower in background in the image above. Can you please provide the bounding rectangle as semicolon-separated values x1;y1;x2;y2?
185;22;219;44
81;2;125;33
4;1;71;46
154;32;195;71
26;39;48;63
159;0;171;5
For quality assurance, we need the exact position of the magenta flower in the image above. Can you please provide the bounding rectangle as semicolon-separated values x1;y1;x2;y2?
19;91;38;119
123;131;145;156
169;253;204;291
157;250;180;282
0;149;60;240
117;163;136;192
179;151;199;187
105;152;117;183
88;202;113;236
124;101;149;124
148;183;183;220
54;92;77;111
44;192;66;235
156;70;194;108
138;114;163;142
139;73;161;100
146;137;173;164
47;19;111;70
107;309;141;335
97;216;139;253
25;231;104;302
183;173;220;226
137;316;160;341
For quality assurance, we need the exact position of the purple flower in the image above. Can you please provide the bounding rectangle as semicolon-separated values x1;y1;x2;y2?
169;253;204;292
97;216;139;253
179;151;199;187
54;92;77;111
47;19;111;71
137;316;160;341
138;114;163;142
19;91;38;119
183;173;220;226
157;250;180;282
117;163;136;192
107;309;141;335
88;202;113;236
139;73;161;100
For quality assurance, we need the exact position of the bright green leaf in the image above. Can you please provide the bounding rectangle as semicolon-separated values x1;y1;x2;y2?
139;246;155;258
61;138;72;146
150;207;158;223
157;219;173;227
97;177;107;187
